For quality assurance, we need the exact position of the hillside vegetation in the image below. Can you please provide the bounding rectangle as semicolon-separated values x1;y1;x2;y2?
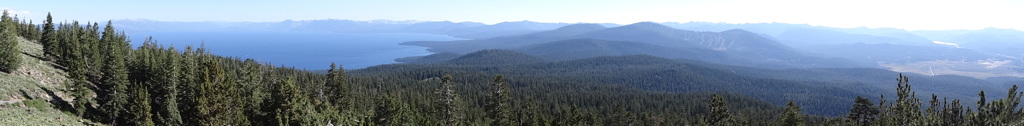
0;26;96;125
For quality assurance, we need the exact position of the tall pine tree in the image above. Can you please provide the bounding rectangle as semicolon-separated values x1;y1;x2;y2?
325;62;351;111
126;82;155;126
517;98;543;126
240;58;268;126
372;92;417;126
779;101;805;126
177;45;203;126
891;74;922;125
41;13;58;61
847;96;879;126
485;74;512;126
704;94;731;126
97;21;130;125
195;54;246;125
942;99;965;125
62;21;91;117
435;74;462;126
155;39;184;126
0;10;21;73
273;77;311;126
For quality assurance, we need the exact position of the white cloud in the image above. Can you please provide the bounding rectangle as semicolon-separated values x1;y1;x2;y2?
0;7;32;16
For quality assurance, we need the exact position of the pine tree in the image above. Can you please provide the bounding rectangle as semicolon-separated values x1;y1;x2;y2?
12;17;38;42
195;54;245;125
273;77;310;126
996;85;1022;124
779;101;805;126
238;58;270;126
609;105;637;126
0;10;21;73
320;62;350;125
126;82;155;126
83;22;103;82
21;19;40;42
976;85;1023;125
923;94;942;126
153;39;183;126
240;58;268;126
62;21;90;117
196;55;219;125
41;13;58;61
705;94;730;126
554;104;585;125
128;38;186;125
970;90;988;126
435;74;462;126
517;98;542;126
847;96;879;126
892;74;922;125
372;93;416;126
485;74;512;126
58;21;79;67
70;72;90;116
325;62;351;111
178;45;203;126
97;21;130;125
941;99;964;125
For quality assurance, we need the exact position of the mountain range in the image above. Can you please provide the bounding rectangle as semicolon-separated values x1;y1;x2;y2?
113;19;617;39
52;18;1024;117
113;19;1024;78
404;22;868;68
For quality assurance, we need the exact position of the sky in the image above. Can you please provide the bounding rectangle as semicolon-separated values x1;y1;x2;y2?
3;0;1023;30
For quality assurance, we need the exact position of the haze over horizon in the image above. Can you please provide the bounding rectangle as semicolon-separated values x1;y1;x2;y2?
4;0;1024;31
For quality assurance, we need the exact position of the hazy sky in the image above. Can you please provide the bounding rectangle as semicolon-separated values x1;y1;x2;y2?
4;0;1022;30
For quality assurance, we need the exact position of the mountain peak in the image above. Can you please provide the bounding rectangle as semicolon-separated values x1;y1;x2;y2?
621;22;675;29
555;23;607;31
598;22;683;35
722;29;754;34
509;23;607;39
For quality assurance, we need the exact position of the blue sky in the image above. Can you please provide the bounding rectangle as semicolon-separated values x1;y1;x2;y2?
4;0;1023;30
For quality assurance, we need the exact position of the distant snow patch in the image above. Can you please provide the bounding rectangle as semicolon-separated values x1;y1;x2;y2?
932;41;961;48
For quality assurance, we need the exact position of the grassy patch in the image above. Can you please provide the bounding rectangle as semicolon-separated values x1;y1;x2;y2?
0;73;38;100
0;37;67;101
22;99;48;110
0;102;96;125
0;37;92;125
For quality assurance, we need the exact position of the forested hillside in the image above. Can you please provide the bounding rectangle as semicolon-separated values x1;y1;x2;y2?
372;49;1013;116
2;11;1024;126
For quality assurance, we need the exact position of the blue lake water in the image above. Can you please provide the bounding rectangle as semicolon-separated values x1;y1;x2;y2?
127;31;461;69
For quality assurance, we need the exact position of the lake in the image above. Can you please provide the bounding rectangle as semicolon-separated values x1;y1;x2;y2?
128;31;462;69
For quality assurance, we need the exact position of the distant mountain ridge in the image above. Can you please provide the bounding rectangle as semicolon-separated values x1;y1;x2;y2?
403;22;865;68
662;22;1024;79
115;19;1024;78
113;19;620;39
516;38;724;61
